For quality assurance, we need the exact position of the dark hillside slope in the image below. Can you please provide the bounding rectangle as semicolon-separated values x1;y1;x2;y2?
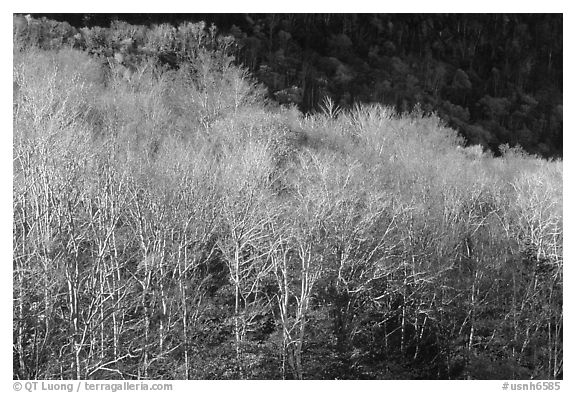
29;13;563;158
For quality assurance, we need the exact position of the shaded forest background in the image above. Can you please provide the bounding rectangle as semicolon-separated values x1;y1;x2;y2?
33;13;563;158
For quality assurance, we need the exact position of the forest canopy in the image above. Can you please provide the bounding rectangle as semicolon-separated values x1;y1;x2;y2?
31;13;563;158
13;14;562;380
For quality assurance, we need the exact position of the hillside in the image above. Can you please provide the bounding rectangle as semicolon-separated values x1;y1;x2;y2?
29;13;564;158
13;16;562;380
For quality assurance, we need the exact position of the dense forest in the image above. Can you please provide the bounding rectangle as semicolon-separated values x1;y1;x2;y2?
13;15;562;380
32;13;563;158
